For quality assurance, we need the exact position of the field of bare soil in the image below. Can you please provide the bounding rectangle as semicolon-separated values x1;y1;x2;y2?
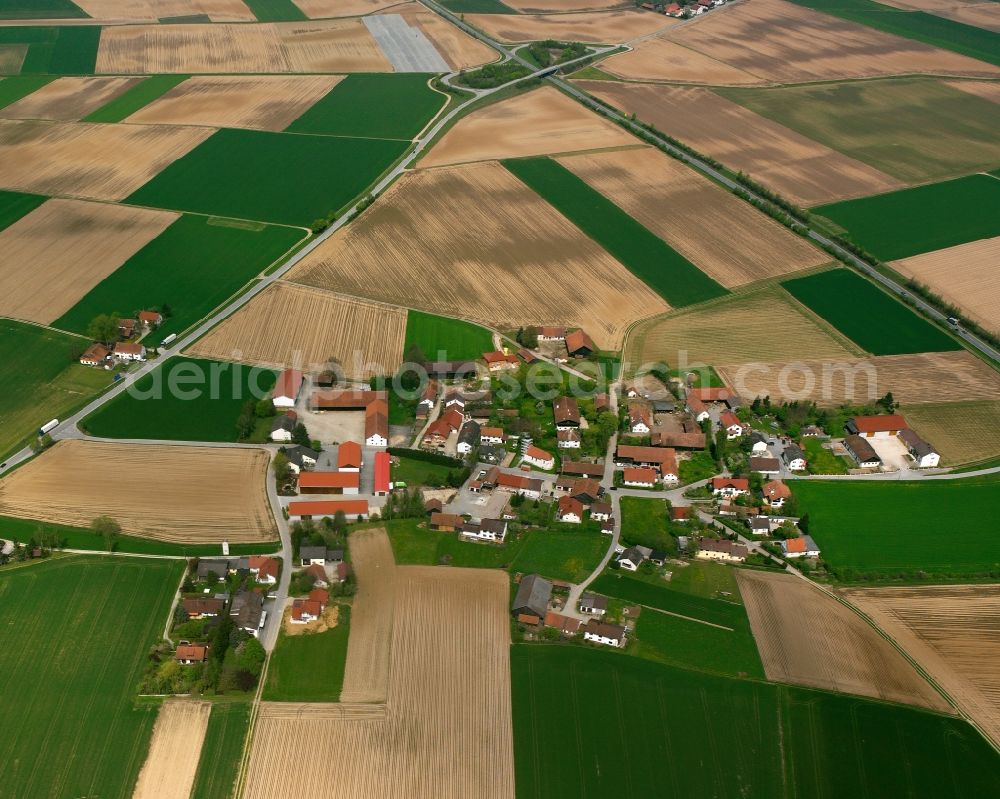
126;75;342;131
738;571;948;711
629;286;855;369
421;86;637;168
242;530;514;799
573;81;903;206
289;161;669;349
0;76;142;121
294;0;401;18
947;79;1000;103
601;36;763;84
937;3;1000;32
96;19;392;73
132;701;211;799
382;4;496;70
892;237;1000;333
664;0;1000;82
0;118;212;201
466;9;673;43
901;401;1000;465
0;440;275;543
73;0;255;22
844;584;1000;748
716;351;1000;407
0;199;177;325
189;281;406;378
558;147;826;287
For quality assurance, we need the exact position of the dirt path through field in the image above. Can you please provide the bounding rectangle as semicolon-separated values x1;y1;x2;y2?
132;700;211;799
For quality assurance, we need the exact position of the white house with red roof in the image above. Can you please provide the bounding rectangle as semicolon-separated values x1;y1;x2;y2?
721;411;745;440
711;477;749;497
374;450;390;496
557;495;584;524
522;445;554;470
272;368;304;409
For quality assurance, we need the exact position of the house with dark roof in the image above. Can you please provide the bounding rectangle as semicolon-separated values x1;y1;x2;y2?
457;420;481;455
844;434;882;468
749;456;781;477
899;428;940;468
512;574;552;620
283;445;318;474
582;618;626;647
230;590;265;636
695;538;747;562
553;397;581;429
618;545;651;571
783;444;807;471
579;592;608;616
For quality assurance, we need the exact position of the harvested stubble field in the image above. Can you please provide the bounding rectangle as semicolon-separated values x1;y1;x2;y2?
0;118;212;201
0;43;28;73
0;75;142;121
126;75;342;131
72;0;256;21
937;3;1000;32
662;0;1000;82
381;4;496;70
189;281;406;378
716;351;1000;407
0;198;177;325
133;701;212;799
844;584;1000;749
574;81;902;206
947;78;1000;103
289;161;668;349
892;236;1000;333
242;531;515;799
95;19;392;74
0;440;275;543
465;9;674;43
293;0;401;17
737;570;948;711
558;147;826;288
421;86;638;168
718;78;1000;184
601;35;763;84
628;286;857;369
900;401;1000;465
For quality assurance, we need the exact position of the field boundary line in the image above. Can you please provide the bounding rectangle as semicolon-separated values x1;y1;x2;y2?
639;603;734;630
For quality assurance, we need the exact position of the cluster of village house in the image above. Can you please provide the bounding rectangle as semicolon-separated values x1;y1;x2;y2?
641;0;728;18
78;310;163;368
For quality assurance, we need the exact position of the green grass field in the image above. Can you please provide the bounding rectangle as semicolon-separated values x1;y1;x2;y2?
812;173;1000;260
512;645;1000;799
243;0;306;21
126;129;408;226
263;605;351;701
631;608;764;677
0;0;86;18
83;75;188;123
287;73;446;140
403;309;493;361
0;556;183;798
782;269;960;355
792;475;1000;577
0;513;277;556
382;518;526;569
717;78;1000;184
803;436;850;474
0;25;100;74
0;74;53;107
510;528;609;582
0;188;46;231
53;215;305;345
788;0;1000;67
83;357;277;443
190;702;252;799
503;157;729;308
0;319;115;459
440;0;515;11
392;452;462;486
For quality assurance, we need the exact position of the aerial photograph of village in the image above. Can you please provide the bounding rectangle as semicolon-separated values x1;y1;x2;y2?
0;0;998;796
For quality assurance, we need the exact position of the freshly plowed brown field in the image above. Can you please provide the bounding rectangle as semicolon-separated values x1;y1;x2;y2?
900;401;1000;465
242;535;515;799
132;701;212;799
383;4;496;70
558;148;826;287
189;281;406;378
96;19;392;74
465;9;674;43
74;0;254;22
504;0;630;11
288;161;669;349
0;118;212;201
0;76;143;121
293;0;401;18
844;584;1000;748
0;199;177;325
339;527;397;704
629;286;855;369
0;440;275;543
574;81;903;205
738;571;949;711
664;0;1000;81
716;351;1000;407
946;79;1000;103
892;237;1000;333
937;3;1000;32
602;36;764;83
421;86;638;167
126;75;342;130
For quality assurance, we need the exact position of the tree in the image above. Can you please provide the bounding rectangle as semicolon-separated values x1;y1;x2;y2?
273;450;291;485
235;637;266;678
878;392;896;412
255;399;275;418
235;400;255;441
87;313;121;345
91;515;121;551
291;422;311;448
